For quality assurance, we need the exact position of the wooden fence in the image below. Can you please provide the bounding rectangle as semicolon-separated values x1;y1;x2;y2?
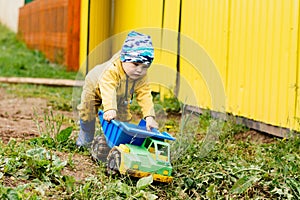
18;0;80;71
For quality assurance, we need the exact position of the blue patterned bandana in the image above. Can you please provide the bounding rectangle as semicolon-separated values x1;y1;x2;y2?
120;31;154;65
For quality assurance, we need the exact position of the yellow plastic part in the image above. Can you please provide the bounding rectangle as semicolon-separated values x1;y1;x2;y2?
119;144;130;153
114;147;126;174
132;164;139;170
127;169;173;183
163;170;169;175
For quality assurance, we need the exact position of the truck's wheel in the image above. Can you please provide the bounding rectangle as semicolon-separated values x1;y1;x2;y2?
107;149;121;175
90;135;111;162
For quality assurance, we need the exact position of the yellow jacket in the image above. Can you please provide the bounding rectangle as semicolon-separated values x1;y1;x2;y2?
98;59;155;119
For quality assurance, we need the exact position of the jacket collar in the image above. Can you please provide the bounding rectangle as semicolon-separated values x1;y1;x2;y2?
113;59;127;80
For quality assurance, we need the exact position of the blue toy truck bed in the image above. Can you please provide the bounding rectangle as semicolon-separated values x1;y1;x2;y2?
98;111;175;148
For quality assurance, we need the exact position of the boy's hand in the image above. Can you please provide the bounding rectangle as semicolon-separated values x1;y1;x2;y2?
104;110;117;122
145;116;159;131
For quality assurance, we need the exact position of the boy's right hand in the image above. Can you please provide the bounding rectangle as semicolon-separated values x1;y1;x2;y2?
145;116;159;131
103;110;117;122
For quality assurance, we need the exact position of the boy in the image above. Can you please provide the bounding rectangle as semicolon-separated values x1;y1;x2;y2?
76;31;158;148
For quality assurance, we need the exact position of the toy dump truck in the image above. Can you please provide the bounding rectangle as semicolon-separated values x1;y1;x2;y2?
97;111;176;183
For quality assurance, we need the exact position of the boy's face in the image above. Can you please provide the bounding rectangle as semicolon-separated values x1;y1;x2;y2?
122;62;150;80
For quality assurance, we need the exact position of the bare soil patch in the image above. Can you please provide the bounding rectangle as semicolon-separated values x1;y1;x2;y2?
234;130;276;144
0;87;75;143
0;88;42;143
56;151;100;181
0;87;97;182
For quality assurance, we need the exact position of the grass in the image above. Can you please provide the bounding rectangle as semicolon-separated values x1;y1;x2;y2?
0;23;77;79
0;22;300;199
0;111;299;199
0;83;74;111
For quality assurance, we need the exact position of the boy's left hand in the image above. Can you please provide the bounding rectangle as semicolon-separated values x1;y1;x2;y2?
145;116;159;131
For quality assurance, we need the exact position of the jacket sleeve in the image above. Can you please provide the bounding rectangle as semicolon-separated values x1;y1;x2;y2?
135;75;155;118
99;68;119;112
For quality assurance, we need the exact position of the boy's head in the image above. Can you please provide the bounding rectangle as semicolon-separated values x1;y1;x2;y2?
120;31;154;65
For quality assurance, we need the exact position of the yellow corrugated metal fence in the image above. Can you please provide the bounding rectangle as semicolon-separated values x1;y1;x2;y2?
80;0;300;133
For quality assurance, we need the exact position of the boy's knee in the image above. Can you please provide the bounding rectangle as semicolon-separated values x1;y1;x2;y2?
78;102;97;121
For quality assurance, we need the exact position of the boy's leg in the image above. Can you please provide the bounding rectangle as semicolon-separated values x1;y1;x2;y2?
76;63;108;148
76;80;98;147
76;118;95;147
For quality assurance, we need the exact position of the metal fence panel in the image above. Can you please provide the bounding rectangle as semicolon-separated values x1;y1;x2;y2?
227;0;298;129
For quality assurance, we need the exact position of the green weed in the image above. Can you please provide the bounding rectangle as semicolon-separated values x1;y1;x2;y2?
0;139;76;198
31;108;75;151
153;93;182;114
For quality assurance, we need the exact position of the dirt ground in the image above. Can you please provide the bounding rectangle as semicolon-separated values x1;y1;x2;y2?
0;87;99;183
0;87;41;143
234;130;275;144
0;86;275;185
0;87;76;143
